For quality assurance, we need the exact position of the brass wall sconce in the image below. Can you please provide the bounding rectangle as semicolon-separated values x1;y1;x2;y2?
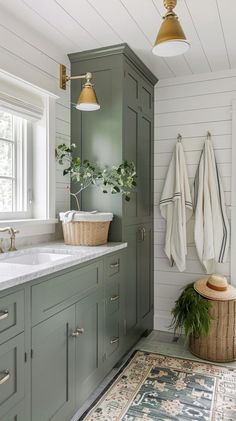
59;64;100;111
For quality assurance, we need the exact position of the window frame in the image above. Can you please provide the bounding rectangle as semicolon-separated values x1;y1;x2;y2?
0;110;33;220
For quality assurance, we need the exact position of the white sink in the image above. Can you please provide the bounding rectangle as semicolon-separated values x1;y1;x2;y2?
2;252;73;266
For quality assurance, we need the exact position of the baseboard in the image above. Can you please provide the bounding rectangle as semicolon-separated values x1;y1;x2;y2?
154;314;173;332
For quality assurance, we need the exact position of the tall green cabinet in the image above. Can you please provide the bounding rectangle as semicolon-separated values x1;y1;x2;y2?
69;44;157;350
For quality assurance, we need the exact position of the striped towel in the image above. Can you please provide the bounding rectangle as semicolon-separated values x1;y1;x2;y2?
193;138;230;273
160;142;193;272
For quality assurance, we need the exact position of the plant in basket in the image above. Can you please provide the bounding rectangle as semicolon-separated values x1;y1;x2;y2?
55;143;136;246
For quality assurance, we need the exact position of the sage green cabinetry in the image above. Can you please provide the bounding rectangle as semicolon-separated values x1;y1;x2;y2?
0;289;25;421
75;289;104;408
0;249;127;421
0;334;25;419
69;44;157;346
31;306;75;421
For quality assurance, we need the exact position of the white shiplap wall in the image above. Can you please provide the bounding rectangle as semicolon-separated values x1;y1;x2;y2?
0;7;70;244
154;69;236;331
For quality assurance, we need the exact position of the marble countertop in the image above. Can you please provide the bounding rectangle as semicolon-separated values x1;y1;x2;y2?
0;241;127;292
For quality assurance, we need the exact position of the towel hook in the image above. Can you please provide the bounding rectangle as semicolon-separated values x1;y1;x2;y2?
207;131;211;140
177;133;182;143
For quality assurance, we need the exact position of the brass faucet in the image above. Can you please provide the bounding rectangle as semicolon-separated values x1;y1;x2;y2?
0;227;19;252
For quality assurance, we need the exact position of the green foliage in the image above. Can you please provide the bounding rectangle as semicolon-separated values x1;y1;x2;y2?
170;283;212;339
56;144;136;206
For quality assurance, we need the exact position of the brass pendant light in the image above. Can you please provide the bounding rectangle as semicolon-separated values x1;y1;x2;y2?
152;0;190;57
59;65;100;111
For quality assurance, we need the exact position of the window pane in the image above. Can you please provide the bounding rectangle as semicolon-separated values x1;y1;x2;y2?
0;140;13;177
0;178;13;211
0;111;13;140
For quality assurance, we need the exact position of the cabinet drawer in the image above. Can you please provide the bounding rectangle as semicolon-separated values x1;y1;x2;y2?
105;281;120;315
32;261;103;325
105;313;119;357
0;291;24;345
105;253;122;278
0;334;25;419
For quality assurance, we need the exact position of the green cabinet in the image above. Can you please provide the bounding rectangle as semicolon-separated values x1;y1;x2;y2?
69;44;157;340
137;223;154;331
0;334;25;420
75;290;104;407
31;306;76;421
122;223;154;352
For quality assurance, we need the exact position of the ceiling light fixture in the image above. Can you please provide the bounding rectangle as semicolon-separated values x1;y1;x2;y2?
59;64;100;111
152;0;190;57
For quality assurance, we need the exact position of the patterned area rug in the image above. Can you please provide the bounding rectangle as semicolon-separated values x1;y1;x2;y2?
81;350;236;421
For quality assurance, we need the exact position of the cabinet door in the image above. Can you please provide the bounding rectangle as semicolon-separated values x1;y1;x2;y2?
138;223;154;331
137;112;153;220
124;62;154;224
75;290;104;407
31;306;76;421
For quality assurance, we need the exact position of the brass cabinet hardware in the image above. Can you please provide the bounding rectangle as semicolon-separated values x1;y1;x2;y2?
110;262;119;269
138;227;146;241
71;327;84;337
0;369;10;385
110;337;119;344
0;310;9;321
110;295;119;302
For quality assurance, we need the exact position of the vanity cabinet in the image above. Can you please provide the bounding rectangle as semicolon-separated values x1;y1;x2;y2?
69;43;157;342
0;248;128;420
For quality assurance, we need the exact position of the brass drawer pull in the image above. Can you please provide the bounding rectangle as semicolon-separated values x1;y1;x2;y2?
110;262;119;269
110;337;119;344
71;327;84;337
110;295;119;302
0;310;9;321
0;369;10;385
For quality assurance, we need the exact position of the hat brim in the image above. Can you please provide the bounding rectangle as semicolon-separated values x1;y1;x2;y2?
194;278;236;301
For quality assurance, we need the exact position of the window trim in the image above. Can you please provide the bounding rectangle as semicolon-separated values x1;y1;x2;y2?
0;69;59;236
0;112;33;218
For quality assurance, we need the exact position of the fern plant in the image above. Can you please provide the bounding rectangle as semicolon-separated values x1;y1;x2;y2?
170;283;212;339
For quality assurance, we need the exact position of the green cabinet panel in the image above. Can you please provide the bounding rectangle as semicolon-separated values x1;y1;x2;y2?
0;290;24;345
138;223;154;330
123;226;138;336
138;114;152;219
1;400;25;421
31;261;103;325
31;306;76;421
75;290;104;407
0;334;25;419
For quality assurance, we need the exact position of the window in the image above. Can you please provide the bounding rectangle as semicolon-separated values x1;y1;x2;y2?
0;109;32;218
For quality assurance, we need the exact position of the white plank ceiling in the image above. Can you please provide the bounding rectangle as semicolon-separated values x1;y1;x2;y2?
0;0;234;79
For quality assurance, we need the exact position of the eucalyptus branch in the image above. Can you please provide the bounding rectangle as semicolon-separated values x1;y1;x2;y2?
56;143;136;206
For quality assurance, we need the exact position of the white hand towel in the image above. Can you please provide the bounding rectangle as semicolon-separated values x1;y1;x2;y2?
160;142;193;272
193;138;230;273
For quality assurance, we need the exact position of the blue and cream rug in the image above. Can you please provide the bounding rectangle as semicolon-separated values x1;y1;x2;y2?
81;350;236;421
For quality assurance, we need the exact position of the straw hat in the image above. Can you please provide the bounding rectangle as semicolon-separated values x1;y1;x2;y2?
194;274;236;301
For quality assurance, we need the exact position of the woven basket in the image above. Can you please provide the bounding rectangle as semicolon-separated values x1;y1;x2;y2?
189;299;236;362
62;220;111;246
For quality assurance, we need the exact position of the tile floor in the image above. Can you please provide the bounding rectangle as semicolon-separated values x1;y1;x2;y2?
71;330;236;420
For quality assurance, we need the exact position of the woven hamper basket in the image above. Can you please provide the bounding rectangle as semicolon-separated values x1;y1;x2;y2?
60;212;113;246
189;299;236;362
